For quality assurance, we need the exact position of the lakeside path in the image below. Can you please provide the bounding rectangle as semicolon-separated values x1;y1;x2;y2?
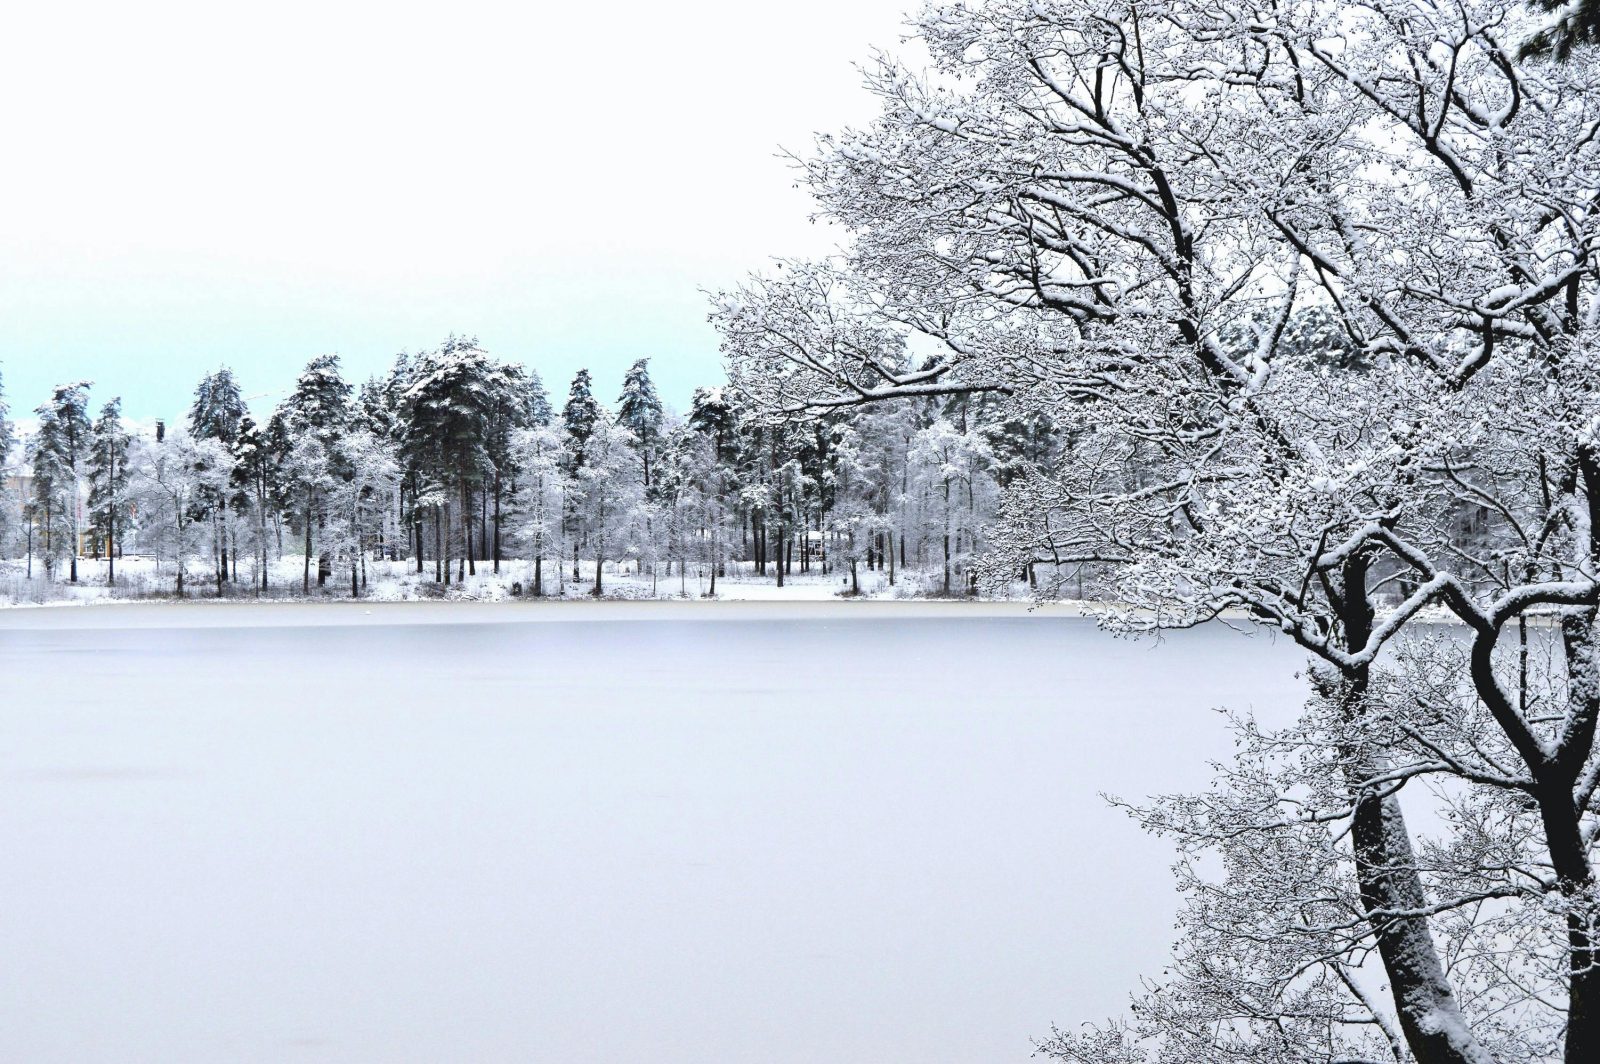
0;597;1091;630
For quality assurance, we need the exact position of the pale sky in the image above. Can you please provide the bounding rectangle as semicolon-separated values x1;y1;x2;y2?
0;0;914;422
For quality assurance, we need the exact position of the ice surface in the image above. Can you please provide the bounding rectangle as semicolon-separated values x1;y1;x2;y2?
0;605;1306;1063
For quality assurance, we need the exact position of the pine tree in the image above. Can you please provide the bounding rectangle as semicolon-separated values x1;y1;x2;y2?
1523;0;1600;58
282;354;353;446
188;367;248;445
280;354;352;589
399;337;498;582
617;358;664;492
86;397;132;583
33;381;93;582
189;367;249;591
231;414;283;591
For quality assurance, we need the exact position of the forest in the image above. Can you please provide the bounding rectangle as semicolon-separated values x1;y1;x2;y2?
0;342;1053;601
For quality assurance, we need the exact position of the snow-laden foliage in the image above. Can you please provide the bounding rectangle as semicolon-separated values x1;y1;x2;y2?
714;0;1600;1059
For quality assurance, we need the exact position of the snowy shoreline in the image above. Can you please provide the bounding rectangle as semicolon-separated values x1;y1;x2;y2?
0;596;1092;630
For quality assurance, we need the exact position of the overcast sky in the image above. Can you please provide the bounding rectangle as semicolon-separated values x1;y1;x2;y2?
0;0;914;422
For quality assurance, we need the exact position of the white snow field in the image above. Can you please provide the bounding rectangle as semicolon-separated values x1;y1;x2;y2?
0;604;1306;1064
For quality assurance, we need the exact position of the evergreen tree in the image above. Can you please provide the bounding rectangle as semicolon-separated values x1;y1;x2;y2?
399;337;498;582
523;368;553;428
188;367;248;445
85;397;132;583
560;369;601;579
282;354;352;447
1523;0;1600;58
561;369;600;468
280;354;352;588
28;410;65;577
617;358;664;492
33;381;93;582
189;367;249;590
231;414;284;591
483;361;542;572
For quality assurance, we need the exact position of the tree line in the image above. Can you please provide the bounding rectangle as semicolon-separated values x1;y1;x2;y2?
0;341;1062;598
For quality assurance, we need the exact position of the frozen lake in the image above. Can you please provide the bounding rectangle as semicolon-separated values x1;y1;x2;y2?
0;603;1306;1063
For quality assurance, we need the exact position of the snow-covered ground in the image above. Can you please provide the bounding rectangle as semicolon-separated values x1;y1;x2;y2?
0;606;1307;1063
0;554;1003;606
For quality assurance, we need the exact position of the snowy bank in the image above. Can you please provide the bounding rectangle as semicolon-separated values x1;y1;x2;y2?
0;597;1088;630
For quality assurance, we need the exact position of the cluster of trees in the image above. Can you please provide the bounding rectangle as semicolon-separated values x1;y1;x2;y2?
714;0;1600;1061
0;341;1061;598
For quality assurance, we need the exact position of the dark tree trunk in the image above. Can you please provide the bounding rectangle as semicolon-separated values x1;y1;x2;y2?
1332;554;1491;1064
461;480;476;578
106;481;116;586
492;472;503;574
303;491;313;594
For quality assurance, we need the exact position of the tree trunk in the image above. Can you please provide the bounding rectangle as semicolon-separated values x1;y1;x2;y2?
492;472;503;574
107;485;116;586
1331;555;1493;1064
302;491;313;594
461;480;476;578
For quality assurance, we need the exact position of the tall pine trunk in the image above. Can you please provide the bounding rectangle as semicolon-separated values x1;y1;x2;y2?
302;489;313;593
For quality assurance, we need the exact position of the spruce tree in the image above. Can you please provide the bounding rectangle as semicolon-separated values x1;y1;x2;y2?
560;369;601;580
523;368;553;428
561;369;600;467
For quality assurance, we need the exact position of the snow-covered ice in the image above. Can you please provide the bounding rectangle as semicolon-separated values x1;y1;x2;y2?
0;605;1306;1063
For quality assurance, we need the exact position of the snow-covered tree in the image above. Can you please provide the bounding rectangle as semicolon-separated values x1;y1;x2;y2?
230;413;283;591
617;357;665;492
131;429;230;596
328;430;399;597
716;0;1600;1058
511;424;569;596
561;369;602;579
908;419;992;596
280;354;351;590
189;367;249;591
30;381;93;582
573;416;642;596
85;397;132;583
